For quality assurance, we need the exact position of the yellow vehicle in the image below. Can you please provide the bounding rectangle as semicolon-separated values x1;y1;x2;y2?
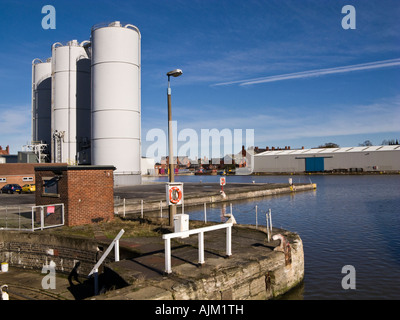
21;184;36;193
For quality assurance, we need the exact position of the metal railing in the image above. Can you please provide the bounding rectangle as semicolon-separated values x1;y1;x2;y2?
0;203;64;231
88;229;125;295
31;204;65;231
162;222;233;274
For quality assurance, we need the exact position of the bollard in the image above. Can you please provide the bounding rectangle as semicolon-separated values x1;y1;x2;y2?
204;203;207;223
141;199;144;219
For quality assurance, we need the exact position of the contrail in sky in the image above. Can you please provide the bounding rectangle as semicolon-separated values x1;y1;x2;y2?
213;58;400;86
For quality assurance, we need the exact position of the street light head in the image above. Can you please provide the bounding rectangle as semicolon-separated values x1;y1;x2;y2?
167;69;183;77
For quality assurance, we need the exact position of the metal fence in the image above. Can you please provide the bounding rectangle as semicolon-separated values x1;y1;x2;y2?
0;203;64;231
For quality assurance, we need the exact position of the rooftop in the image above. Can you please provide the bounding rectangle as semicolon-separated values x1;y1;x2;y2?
255;145;400;157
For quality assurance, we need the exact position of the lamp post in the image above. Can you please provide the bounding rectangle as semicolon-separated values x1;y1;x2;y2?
167;69;182;226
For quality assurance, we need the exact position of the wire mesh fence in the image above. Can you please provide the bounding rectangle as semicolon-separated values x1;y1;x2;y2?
0;204;64;231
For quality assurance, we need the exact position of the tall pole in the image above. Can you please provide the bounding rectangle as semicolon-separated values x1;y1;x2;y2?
167;75;176;226
167;76;175;183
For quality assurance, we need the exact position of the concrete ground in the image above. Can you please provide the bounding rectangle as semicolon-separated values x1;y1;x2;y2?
0;266;92;300
114;182;289;201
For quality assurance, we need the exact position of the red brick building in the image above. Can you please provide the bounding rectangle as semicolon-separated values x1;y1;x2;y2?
34;165;115;226
0;145;10;155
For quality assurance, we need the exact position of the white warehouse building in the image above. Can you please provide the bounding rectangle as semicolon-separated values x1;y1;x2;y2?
253;145;400;173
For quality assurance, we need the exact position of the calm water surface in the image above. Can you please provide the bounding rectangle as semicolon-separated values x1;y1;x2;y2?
144;174;400;300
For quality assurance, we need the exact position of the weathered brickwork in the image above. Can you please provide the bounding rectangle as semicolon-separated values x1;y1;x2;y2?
0;231;114;276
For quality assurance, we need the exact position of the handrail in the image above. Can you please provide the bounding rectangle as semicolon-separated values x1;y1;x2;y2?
88;229;125;276
88;228;125;295
162;222;233;274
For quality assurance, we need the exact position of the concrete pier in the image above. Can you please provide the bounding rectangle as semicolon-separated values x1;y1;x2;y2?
91;224;304;300
114;182;316;216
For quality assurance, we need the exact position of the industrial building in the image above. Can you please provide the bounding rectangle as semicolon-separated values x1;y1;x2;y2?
31;21;141;185
253;145;400;173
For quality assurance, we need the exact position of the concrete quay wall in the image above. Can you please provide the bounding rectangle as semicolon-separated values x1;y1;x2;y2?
95;227;304;300
169;230;304;300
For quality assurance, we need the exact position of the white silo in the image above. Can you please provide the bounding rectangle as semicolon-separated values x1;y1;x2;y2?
51;40;91;164
91;21;141;185
32;58;52;153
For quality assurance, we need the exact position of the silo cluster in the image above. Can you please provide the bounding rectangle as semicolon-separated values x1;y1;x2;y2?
32;21;142;185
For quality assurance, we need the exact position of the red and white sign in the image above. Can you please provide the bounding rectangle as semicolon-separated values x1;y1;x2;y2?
220;177;226;186
167;183;183;205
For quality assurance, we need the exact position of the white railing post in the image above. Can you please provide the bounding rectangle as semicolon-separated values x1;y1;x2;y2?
226;225;232;256
141;199;143;218
115;239;120;262
31;207;35;231
40;207;44;230
165;238;171;274
255;205;258;228
198;231;204;264
269;208;273;233
204;203;207;223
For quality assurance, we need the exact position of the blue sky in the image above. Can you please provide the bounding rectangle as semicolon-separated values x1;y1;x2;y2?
0;0;399;158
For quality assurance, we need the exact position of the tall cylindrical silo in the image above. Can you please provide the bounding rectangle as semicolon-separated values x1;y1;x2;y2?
91;21;141;185
32;58;52;154
51;40;91;164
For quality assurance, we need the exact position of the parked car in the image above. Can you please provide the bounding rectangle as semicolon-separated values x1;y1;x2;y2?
0;184;22;194
21;184;36;193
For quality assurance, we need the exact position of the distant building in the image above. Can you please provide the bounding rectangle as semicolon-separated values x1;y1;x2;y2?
0;163;67;188
0;145;18;163
253;145;400;173
141;157;156;175
0;145;10;156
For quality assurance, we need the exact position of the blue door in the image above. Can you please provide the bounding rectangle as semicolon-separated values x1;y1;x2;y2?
305;157;325;172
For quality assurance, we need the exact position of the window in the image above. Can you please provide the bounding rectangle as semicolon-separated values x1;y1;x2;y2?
23;177;34;182
42;177;59;197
